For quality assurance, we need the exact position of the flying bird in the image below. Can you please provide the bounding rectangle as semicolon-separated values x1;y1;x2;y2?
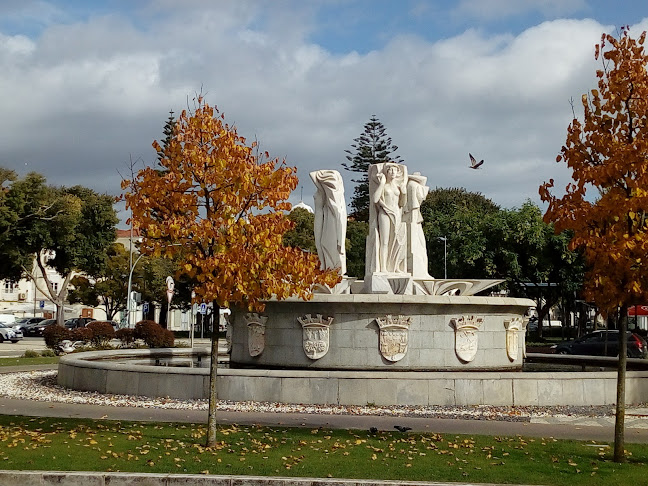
394;425;412;433
469;153;484;169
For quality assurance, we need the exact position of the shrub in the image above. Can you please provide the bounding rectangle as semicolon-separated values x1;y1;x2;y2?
115;328;136;347
134;320;175;348
86;321;116;347
39;349;57;358
70;327;93;344
22;350;39;358
43;324;71;352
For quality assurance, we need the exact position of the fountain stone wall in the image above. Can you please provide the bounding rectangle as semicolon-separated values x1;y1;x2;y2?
229;294;533;371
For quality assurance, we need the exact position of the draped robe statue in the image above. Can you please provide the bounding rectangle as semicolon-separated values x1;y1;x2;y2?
310;170;347;275
404;172;431;278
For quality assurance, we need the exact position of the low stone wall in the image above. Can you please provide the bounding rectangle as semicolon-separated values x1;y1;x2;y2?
58;349;648;406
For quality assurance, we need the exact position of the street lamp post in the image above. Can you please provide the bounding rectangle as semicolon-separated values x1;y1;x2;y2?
437;237;447;279
126;253;145;328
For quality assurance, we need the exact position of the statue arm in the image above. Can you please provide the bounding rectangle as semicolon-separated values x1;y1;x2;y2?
398;182;408;207
371;173;385;204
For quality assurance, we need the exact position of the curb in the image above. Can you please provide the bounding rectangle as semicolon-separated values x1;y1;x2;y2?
0;470;539;486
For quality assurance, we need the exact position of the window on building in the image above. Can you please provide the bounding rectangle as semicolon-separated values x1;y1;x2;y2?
3;282;17;294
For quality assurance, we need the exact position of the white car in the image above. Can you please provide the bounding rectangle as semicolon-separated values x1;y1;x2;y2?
0;323;22;343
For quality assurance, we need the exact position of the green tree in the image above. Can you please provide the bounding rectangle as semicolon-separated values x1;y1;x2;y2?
540;30;648;462
496;202;584;337
345;220;368;278
421;187;501;279
420;189;583;330
68;243;131;321
282;207;316;253
342;116;403;221
156;110;176;162
135;254;193;327
0;172;118;325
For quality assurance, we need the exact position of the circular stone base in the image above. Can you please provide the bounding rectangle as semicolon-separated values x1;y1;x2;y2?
57;348;648;406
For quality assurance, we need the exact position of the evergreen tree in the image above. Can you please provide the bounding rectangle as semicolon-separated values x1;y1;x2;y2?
157;111;175;162
342;115;403;221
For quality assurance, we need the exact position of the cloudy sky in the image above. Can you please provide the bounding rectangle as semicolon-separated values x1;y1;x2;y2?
1;0;648;225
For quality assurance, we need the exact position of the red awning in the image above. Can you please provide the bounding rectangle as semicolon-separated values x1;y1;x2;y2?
628;305;648;316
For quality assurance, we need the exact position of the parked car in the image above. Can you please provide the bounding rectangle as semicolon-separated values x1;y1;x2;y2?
23;318;57;337
64;317;96;329
89;320;119;330
554;330;647;358
0;314;16;326
13;317;45;333
0;323;22;343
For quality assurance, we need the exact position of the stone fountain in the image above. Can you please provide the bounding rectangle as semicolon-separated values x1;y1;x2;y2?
58;165;648;406
229;163;533;374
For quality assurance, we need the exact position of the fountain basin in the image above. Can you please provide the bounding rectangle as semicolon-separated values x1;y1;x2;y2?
57;348;648;406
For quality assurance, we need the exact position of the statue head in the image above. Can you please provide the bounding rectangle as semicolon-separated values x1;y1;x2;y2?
384;163;400;181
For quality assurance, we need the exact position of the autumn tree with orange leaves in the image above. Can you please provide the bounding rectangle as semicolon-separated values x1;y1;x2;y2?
540;29;648;463
122;98;340;447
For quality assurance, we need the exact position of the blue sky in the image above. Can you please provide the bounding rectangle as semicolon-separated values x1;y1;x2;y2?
1;0;648;224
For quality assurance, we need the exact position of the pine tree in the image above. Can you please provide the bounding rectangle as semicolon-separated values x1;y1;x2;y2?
157;111;175;162
342;116;403;222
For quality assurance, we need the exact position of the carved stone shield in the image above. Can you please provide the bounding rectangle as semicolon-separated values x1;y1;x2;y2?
451;316;483;362
504;317;523;361
225;315;232;354
298;314;334;360
245;313;267;357
375;315;411;362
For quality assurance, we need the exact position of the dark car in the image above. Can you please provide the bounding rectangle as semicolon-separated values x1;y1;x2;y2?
23;318;57;337
64;317;96;329
555;330;647;358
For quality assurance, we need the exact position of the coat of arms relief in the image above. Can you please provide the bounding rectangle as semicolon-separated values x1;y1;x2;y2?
297;314;334;359
245;313;268;357
375;315;411;362
450;315;483;362
504;317;524;361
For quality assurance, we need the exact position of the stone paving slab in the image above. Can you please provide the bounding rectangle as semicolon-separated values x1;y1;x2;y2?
0;470;543;486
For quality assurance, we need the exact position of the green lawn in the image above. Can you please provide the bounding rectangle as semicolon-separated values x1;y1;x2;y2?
0;415;645;485
0;356;58;366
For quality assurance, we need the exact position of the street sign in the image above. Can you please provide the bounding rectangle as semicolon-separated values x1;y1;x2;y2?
199;303;207;315
142;302;149;314
39;300;45;309
166;276;174;303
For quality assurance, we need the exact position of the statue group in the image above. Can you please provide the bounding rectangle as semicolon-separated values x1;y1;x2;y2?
310;163;430;294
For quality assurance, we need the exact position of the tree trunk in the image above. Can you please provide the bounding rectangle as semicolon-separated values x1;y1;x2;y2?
55;301;66;326
614;306;628;463
206;301;220;447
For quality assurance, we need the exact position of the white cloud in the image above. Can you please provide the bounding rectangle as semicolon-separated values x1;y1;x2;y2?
0;4;636;219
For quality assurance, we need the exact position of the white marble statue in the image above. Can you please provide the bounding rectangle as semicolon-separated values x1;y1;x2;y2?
310;169;347;275
365;162;408;276
404;172;431;279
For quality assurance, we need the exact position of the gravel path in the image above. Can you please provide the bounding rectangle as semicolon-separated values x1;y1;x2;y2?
0;370;617;423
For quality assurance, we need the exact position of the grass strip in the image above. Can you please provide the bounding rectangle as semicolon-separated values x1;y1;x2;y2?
0;357;59;367
0;415;643;485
